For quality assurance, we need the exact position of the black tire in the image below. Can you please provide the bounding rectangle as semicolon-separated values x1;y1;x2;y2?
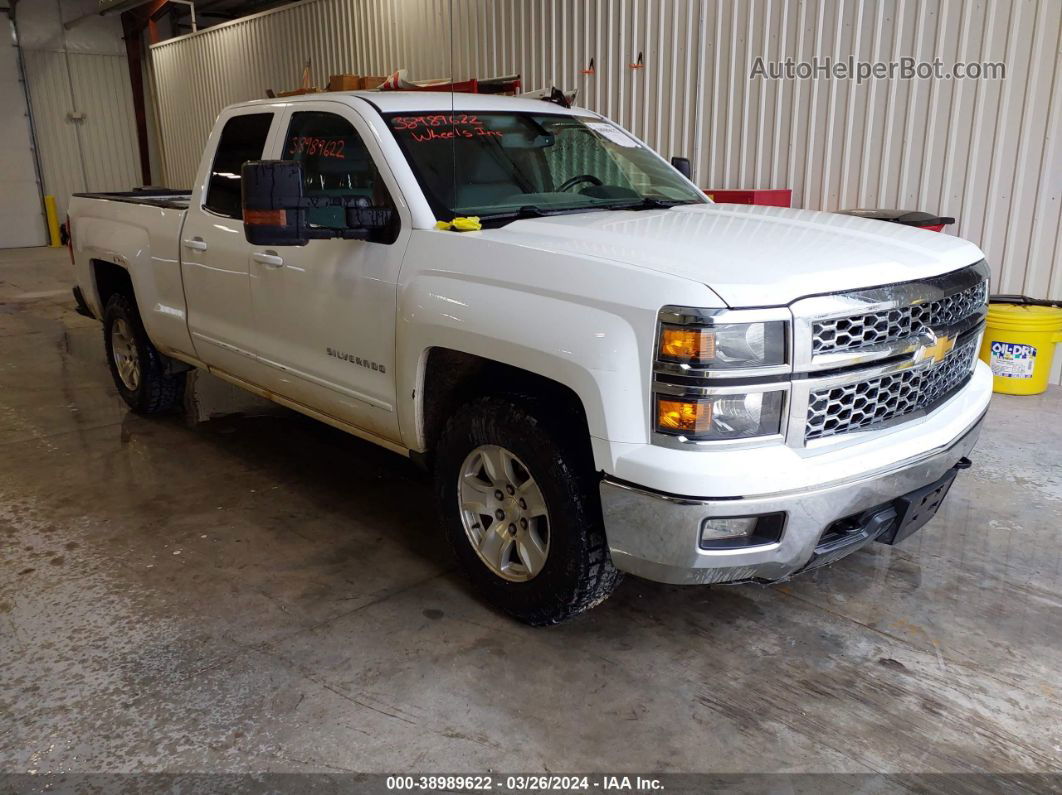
435;395;621;625
102;293;184;415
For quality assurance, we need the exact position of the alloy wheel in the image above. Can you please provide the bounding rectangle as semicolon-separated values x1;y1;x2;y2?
458;444;550;582
110;317;141;391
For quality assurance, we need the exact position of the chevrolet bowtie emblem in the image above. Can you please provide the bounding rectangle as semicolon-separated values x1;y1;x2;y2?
914;334;956;365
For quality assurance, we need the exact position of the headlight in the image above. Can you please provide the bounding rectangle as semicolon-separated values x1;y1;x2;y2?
656;391;784;441
658;321;786;368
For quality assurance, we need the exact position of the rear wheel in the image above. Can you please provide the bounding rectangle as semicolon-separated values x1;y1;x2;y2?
436;395;621;625
103;293;184;415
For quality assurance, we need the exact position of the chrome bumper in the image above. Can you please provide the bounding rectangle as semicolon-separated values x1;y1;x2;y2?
600;413;985;585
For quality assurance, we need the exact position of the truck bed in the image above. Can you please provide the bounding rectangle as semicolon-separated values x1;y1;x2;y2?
69;190;194;357
72;189;191;210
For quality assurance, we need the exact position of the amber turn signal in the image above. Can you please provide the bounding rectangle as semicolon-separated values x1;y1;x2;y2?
244;208;287;226
657;397;713;435
659;326;715;363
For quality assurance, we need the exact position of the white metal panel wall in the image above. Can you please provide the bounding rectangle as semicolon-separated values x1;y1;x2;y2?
16;0;127;55
149;0;1061;302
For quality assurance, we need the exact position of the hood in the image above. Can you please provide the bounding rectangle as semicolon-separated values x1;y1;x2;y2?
480;203;986;306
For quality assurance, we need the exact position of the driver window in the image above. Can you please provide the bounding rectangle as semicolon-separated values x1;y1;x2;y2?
283;111;399;243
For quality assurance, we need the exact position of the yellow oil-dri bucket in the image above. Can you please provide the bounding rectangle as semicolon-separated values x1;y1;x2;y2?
979;303;1062;395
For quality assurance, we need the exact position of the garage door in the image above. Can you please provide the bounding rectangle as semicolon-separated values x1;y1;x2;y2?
22;49;141;222
0;25;48;249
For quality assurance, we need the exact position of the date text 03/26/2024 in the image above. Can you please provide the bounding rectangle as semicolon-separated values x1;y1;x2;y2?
385;775;664;791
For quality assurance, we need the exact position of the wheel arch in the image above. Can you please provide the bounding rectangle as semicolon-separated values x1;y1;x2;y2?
91;259;136;313
416;347;598;468
76;218;152;320
397;268;654;467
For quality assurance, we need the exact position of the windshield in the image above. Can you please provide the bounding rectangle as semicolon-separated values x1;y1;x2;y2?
386;112;707;222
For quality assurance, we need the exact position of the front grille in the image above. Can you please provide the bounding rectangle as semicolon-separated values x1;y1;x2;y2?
805;337;979;442
812;279;987;355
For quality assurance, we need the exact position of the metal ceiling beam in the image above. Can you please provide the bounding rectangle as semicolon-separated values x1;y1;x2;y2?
99;0;160;13
171;0;281;19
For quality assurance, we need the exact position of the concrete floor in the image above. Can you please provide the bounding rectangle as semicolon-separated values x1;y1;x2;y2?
1;246;1060;776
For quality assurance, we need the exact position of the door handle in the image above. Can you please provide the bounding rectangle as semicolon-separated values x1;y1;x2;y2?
252;251;284;269
182;236;208;252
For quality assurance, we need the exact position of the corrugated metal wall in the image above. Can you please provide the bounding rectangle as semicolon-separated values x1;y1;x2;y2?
150;0;1061;299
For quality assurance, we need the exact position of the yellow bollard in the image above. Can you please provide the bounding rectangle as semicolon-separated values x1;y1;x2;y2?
44;195;61;248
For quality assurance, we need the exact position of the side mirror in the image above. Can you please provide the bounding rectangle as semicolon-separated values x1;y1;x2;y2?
671;156;692;181
241;160;309;246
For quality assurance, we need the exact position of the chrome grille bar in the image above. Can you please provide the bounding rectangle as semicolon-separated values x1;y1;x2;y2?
812;280;987;355
790;260;990;374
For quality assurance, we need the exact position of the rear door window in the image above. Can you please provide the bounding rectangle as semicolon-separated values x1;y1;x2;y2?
204;113;273;218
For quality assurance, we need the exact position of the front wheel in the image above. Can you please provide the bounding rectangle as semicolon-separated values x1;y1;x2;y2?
435;395;621;625
103;293;184;415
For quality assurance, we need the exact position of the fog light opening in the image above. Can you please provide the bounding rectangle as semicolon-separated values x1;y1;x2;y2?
699;513;786;550
700;517;757;542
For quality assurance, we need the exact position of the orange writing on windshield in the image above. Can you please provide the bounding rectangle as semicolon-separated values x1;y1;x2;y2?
393;115;502;142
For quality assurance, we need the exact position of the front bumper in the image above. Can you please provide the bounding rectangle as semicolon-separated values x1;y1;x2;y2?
600;411;985;585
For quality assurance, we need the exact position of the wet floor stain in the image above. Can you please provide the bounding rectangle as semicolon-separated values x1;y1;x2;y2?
877;657;908;672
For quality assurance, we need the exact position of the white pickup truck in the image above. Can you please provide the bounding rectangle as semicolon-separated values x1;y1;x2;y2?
69;91;992;624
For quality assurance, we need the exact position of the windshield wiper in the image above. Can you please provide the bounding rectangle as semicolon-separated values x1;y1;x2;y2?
478;205;555;221
601;197;697;211
477;198;696;227
478;205;604;226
